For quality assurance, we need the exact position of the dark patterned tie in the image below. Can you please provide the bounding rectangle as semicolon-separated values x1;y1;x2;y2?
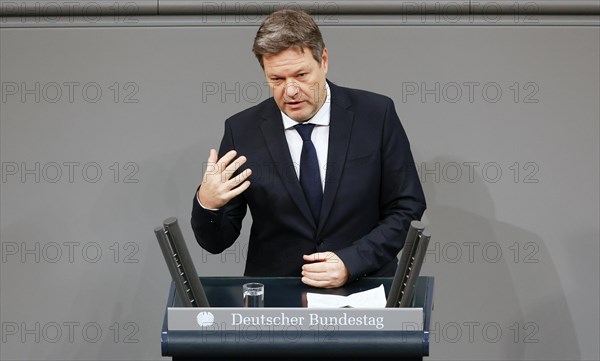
294;124;322;224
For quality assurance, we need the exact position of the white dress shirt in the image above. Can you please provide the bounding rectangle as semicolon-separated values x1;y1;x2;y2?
281;82;330;191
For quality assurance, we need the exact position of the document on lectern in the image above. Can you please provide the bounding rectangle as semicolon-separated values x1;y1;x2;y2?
307;284;387;308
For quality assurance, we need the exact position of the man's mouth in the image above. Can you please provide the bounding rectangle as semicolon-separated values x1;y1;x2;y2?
286;100;304;107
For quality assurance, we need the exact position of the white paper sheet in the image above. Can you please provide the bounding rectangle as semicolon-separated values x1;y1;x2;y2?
307;284;387;308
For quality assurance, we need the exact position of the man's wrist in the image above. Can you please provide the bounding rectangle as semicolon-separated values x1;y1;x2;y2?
196;190;219;211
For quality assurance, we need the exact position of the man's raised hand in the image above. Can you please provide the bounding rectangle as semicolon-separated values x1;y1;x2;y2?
197;149;252;209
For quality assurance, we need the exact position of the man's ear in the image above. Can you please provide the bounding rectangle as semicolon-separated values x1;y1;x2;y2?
321;48;329;74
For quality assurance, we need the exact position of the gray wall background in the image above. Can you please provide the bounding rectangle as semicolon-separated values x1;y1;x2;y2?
1;6;599;361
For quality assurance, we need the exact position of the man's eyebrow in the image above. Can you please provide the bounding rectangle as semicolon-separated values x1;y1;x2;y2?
267;67;308;78
293;68;308;74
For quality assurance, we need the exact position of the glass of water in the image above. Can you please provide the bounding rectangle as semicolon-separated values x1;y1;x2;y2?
243;283;264;307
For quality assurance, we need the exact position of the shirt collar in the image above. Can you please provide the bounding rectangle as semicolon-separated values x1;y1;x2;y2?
281;82;331;129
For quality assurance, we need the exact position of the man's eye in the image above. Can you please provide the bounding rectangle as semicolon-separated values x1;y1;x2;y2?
298;73;306;78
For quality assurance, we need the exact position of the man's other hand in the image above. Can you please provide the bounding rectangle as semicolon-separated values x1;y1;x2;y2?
197;149;252;209
301;252;349;288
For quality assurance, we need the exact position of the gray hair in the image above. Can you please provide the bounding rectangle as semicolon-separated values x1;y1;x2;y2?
252;9;325;68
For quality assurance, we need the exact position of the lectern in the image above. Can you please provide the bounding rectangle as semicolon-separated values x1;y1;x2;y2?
161;276;434;360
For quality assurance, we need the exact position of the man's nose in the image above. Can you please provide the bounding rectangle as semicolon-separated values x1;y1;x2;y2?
285;82;299;98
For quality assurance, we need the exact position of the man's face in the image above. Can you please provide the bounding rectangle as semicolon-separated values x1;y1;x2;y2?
262;46;328;122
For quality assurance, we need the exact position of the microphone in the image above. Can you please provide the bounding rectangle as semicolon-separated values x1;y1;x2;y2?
386;220;431;308
155;217;210;307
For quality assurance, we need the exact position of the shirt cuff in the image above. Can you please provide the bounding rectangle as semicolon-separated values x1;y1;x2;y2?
196;192;219;211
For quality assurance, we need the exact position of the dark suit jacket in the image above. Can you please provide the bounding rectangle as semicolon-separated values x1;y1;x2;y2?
191;80;426;281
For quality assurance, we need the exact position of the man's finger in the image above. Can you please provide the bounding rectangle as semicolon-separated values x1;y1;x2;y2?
202;149;220;182
302;261;329;273
303;252;328;262
224;155;248;175
216;150;238;171
227;168;252;189
207;148;218;164
225;180;251;199
303;252;337;263
227;168;252;188
301;277;331;288
302;270;329;281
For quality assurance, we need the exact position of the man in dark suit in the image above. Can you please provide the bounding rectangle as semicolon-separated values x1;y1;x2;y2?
192;9;425;288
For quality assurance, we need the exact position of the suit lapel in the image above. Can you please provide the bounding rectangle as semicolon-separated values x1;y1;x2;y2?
317;82;354;236
260;100;317;228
